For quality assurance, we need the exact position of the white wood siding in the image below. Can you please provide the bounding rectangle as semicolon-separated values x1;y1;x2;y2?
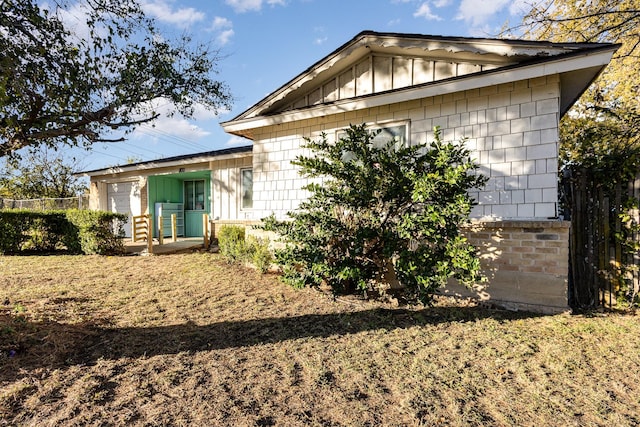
210;156;253;220
283;54;498;112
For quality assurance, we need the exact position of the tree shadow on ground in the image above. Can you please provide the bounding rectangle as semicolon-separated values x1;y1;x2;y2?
0;304;543;382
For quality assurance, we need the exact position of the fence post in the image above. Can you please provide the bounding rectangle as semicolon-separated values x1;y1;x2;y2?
171;213;177;242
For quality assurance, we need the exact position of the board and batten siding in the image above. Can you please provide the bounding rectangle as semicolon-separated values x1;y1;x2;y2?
284;54;500;112
210;155;253;220
251;74;561;222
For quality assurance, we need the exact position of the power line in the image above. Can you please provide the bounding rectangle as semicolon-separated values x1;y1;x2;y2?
137;124;211;152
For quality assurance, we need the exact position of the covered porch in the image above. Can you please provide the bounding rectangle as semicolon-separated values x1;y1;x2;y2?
147;170;212;239
127;213;212;255
124;237;206;255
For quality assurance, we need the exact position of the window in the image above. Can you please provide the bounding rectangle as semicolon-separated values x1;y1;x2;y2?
185;180;205;211
337;122;409;162
337;122;408;150
371;123;407;149
241;169;253;209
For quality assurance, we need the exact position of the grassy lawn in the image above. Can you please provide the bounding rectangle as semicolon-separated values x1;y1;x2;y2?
1;252;639;426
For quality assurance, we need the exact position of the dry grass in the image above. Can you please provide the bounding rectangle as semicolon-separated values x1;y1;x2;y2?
1;252;639;426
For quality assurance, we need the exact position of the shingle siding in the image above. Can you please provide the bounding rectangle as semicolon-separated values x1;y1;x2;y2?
247;75;561;221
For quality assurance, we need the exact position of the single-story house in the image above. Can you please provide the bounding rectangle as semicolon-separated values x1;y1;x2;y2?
83;31;618;313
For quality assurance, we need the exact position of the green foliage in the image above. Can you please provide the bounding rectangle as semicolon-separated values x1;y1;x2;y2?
217;225;273;273
218;225;246;263
560;107;640;180
0;0;231;158
64;210;127;255
0;209;126;255
263;124;487;305
561;108;640;308
245;236;274;274
0;148;87;198
513;0;639;112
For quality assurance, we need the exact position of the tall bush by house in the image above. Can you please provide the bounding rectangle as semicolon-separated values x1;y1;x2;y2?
264;124;487;305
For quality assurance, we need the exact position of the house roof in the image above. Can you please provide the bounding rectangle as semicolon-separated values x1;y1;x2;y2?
221;31;619;140
78;145;252;177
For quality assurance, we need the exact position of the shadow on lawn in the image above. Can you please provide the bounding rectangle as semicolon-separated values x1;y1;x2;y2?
1;305;542;379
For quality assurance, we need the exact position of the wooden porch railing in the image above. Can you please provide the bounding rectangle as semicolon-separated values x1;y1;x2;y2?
132;214;153;254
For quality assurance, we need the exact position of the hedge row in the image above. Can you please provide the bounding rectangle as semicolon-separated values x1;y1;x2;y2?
0;209;128;255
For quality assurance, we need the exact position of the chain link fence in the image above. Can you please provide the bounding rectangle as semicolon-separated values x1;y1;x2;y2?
0;196;90;210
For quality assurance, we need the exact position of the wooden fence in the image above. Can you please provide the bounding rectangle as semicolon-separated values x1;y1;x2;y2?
567;168;640;309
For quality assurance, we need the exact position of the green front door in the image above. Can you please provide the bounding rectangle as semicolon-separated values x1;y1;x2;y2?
184;180;205;236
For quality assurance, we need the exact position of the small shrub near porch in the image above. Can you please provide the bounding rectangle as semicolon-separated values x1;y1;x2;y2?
218;224;273;273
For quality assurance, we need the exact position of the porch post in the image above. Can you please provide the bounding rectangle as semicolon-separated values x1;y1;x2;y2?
171;214;177;242
203;214;209;249
147;215;153;254
158;216;164;245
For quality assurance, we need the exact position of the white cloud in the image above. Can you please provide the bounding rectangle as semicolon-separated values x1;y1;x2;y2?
138;118;211;141
413;2;442;21
225;135;252;146
225;0;286;13
130;97;222;142
211;16;233;30
432;0;452;7
217;29;235;46
45;2;94;43
142;1;205;28
208;16;235;45
456;0;510;27
509;0;534;16
314;36;328;45
468;24;494;38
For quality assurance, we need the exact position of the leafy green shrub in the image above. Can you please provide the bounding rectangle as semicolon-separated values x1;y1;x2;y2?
264;124;487;305
0;209;126;255
0;210;32;253
218;225;274;272
218;225;246;262
245;236;273;273
65;210;126;255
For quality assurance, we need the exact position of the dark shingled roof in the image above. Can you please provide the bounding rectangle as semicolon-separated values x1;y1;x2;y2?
78;145;252;175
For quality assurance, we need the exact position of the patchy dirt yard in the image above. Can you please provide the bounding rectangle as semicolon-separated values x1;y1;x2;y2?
1;252;639;426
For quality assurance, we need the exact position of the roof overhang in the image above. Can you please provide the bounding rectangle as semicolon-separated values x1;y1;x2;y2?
78;145;252;177
221;46;617;140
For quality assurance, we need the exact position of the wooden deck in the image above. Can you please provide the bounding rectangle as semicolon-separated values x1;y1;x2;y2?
124;237;205;255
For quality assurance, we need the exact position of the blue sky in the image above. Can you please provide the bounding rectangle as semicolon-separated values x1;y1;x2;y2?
71;0;534;170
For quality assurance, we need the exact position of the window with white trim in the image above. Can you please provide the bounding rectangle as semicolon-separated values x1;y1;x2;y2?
337;121;409;149
241;168;253;209
370;122;408;149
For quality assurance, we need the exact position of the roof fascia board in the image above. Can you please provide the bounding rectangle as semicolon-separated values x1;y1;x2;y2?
222;48;616;135
80;150;252;177
230;31;616;122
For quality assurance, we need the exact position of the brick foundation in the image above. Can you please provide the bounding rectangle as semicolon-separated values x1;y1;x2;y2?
442;220;570;313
